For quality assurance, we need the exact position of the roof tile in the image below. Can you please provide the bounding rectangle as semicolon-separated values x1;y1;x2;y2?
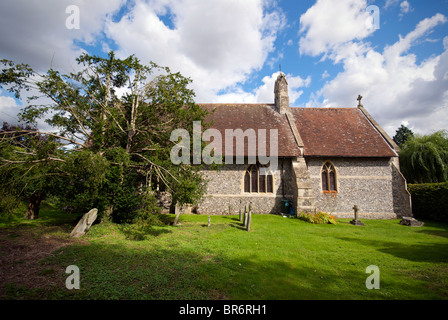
289;107;397;157
200;104;301;157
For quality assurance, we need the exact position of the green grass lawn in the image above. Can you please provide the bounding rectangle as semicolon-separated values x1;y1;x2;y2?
1;205;448;300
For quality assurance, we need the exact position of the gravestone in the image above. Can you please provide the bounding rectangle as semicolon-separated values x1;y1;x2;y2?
350;205;365;226
243;206;247;227
400;216;424;227
70;208;98;238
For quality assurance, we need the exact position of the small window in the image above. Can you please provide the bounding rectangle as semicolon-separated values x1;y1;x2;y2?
266;174;273;193
244;164;274;194
244;171;250;193
322;161;337;193
259;174;266;193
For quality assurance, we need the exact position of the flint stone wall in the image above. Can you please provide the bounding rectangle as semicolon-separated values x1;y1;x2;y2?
306;157;400;219
197;160;296;215
195;157;409;218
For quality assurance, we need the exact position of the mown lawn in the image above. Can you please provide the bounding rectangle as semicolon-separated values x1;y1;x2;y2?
1;204;448;300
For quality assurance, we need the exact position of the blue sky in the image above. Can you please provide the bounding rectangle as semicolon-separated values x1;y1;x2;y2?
0;0;447;136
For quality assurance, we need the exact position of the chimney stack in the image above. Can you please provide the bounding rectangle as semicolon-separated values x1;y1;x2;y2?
274;72;289;114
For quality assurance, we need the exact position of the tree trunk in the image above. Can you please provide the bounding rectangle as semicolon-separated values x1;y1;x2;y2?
24;191;42;220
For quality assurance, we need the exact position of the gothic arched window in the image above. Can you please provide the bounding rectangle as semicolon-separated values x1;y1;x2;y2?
321;161;337;192
244;164;273;193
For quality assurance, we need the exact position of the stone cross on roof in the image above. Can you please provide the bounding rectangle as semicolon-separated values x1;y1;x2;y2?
357;94;363;107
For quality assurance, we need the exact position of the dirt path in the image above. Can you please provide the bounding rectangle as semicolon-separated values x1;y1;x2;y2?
0;225;84;298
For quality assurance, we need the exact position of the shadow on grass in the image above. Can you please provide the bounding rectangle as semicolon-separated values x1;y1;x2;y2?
221;216;241;222
415;220;448;239
3;228;444;300
29;238;441;300
119;225;172;240
227;222;246;230
337;236;448;263
0;203;78;229
4;212;448;300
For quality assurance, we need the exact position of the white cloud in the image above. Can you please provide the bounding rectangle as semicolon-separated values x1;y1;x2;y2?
400;1;412;16
443;36;448;50
105;0;286;102
321;70;330;80
298;0;374;57
215;72;311;105
383;14;447;61
0;0;124;72
384;0;400;9
0;95;21;125
310;13;448;135
0;0;126;130
0;0;292;127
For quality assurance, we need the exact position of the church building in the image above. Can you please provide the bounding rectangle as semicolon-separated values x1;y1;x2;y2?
194;73;411;219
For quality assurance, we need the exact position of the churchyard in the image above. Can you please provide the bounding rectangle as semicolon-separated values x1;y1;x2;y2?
1;203;447;300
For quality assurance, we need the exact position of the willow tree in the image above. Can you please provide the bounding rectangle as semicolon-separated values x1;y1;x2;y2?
0;52;209;221
399;130;448;184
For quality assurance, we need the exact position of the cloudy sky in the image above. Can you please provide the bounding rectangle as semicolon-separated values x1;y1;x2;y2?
0;0;447;136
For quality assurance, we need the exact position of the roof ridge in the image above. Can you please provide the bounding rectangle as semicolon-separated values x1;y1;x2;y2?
357;105;400;154
290;107;358;110
197;103;275;107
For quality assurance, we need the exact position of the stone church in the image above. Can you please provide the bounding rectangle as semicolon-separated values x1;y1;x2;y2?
194;73;411;219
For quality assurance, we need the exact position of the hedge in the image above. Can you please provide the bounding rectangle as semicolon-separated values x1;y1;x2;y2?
408;182;448;222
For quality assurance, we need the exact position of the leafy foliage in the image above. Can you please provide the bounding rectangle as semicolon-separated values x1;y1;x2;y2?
0;122;68;219
0;51;210;224
399;130;448;183
0;59;34;98
393;124;414;148
408;182;448;222
298;211;338;224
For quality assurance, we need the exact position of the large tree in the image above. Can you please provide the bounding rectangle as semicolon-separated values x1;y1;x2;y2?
0;122;66;219
399;130;448;184
393;124;414;149
0;52;209;222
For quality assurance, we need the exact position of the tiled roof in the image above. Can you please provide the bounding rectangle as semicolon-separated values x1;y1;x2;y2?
199;104;397;158
200;104;301;157
289;107;397;157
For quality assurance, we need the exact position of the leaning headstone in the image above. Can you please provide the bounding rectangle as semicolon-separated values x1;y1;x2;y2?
246;211;252;232
400;217;424;227
70;208;98;238
208;216;211;227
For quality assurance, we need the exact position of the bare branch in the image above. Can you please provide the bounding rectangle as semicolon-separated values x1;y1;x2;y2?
1;157;66;164
1;130;86;148
39;84;92;140
132;152;180;184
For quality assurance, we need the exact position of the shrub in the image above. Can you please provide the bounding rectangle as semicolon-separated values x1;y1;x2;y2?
0;195;25;219
298;211;338;224
120;192;164;241
408;182;448;222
